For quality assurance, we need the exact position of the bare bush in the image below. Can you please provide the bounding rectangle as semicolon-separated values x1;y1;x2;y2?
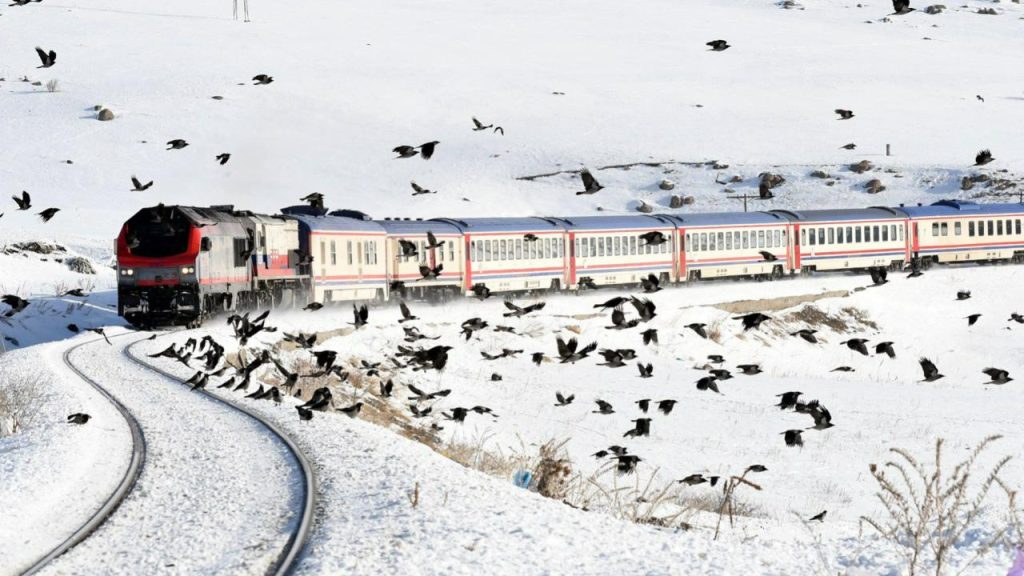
860;436;1016;575
46;79;60;93
0;374;44;437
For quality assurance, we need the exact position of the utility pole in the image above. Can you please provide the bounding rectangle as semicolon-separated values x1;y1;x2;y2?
729;194;757;213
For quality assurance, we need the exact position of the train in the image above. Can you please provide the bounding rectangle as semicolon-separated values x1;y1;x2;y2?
115;200;1024;327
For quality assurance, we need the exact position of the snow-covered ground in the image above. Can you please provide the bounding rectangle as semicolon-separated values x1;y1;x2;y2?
3;0;1024;574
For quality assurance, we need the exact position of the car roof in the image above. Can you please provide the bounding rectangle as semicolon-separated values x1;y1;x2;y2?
895;200;1024;218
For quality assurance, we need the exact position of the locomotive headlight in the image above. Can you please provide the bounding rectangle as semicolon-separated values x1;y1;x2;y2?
181;266;195;274
120;268;135;276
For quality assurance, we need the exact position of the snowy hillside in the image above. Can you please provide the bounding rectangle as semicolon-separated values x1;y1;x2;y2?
2;0;1023;251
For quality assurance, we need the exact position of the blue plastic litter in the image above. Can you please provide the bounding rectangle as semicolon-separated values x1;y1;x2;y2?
512;470;533;489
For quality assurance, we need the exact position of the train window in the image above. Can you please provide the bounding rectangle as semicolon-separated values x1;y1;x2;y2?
756;230;764;248
987;220;994;236
800;229;806;246
931;223;939;237
741;231;748;249
662;241;668;253
734;232;741;249
871;226;878;242
606;236;613;255
882;226;889;241
347;241;353;265
700;233;708;251
630;236;637;255
843;227;851;243
577;238;586;258
554;239;562;258
940;223;948;236
826;228;834;244
371;241;378;265
978;222;986;237
320;241;327;269
725;232;732;250
482;240;490;261
595;237;603;257
717;232;724;250
611;237;618;256
953;222;961;236
512;239;519;260
496;239;504;260
1017;220;1022;235
997;220;1004;235
808;228;816;246
541;238;548;258
589;238;596;258
709;233;717;251
1006;219;1013;235
968;222;975;237
855;227;863;243
815;229;823;245
684;234;690;251
330;240;337;265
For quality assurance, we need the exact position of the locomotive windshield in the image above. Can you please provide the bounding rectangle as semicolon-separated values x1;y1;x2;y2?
124;206;191;257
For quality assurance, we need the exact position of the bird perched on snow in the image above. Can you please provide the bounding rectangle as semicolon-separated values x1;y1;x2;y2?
303;302;323;311
919;357;944;382
35;46;56;68
735;312;771;331
12;191;31;210
982;368;1012;385
706;40;730;51
252;74;274;85
974;149;995;166
67;413;91;424
576;169;604;195
791;329;818;344
834;109;854;120
185;371;209;390
130;176;153;192
166;139;189;150
410;181;436;196
338;402;363;418
840;338;869;356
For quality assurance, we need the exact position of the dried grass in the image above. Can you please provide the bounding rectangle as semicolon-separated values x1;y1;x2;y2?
0;373;44;437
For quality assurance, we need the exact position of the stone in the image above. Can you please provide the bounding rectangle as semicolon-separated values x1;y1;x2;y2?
97;108;115;121
864;179;886;194
850;160;874;174
659;179;676;191
669;195;684;209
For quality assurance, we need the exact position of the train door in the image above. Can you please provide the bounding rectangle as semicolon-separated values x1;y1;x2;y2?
678;228;687;281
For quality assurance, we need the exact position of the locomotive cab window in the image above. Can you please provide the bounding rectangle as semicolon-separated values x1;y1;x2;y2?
233;237;248;267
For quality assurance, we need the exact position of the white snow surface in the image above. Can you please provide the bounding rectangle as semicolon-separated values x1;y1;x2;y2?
136;264;1024;575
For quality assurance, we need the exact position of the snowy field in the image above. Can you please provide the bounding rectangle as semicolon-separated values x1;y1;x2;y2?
3;0;1024;574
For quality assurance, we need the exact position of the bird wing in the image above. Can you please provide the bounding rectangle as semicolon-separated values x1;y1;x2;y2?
580;169;600;189
504;300;521;312
35;46;48;64
400;301;411;319
410;181;424;193
578;341;598;356
920;358;937;377
472;117;484;129
611;307;625;326
427;231;438;246
556;337;570;357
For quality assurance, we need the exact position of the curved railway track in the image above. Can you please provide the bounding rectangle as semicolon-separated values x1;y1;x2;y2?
123;334;317;576
20;331;316;576
19;335;147;576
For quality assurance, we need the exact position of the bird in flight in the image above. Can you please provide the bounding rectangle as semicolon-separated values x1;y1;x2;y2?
834;109;854;120
35;46;56;68
576;169;604;195
12;191;31;210
131;176;153;192
252;74;274;85
706;40;730;52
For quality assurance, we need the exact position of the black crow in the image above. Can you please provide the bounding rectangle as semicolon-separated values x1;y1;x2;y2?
67;413;91;424
606;307;640;330
623;418;651;438
593;400;615;414
12;191;31;210
300;193;324;208
841;143;857;150
38;208;60;222
471;283;492;300
252;74;274;85
297;406;313;421
783;429;804;447
982;368;1012;384
737;364;763;375
637;363;653;378
398;239;419;258
956;290;971;301
62;288;88;297
578;277;598;290
399;301;417;323
747;464;768;473
919;357;944;382
461;317;488;340
641;328;658;345
686;323;708;339
216;153;231;165
418;263;443;280
417;141;440;160
338;402;363;418
393;145;418;158
556;337;598;363
67;324;80;333
834;109;854;120
759;251;778;262
312;350;337;372
216;376;236;389
304;302;324;311
841;338;869;356
809;510;827;522
707;355;725;364
709;368;732;380
791;329;818;343
472;117;493;131
630;296;656;322
494;325;517;334
831;366;855;373
616;455;641;474
409;404;433;418
554;392;574;406
636;398;651;413
875;341;896;358
184;371;209;390
966;314;982;326
351;304;369;328
380;379;393;397
640;274;661;294
2;294;29;316
706;40;730;51
447;407;470;423
594;296;628;310
410;181;436;196
166;139;189;150
86;328;111;345
696;376;720;393
130;176;153;192
576;169;603;195
598;349;628;368
639;231;667;246
657;399;677;415
532;352;548;366
679;474;711;486
35;46;56;68
974;149;994;166
523;233;539;242
245;385;266;399
503;300;545;318
891;0;914;14
870;268;889;285
735;312;771;331
1009;313;1024;324
494;126;504;135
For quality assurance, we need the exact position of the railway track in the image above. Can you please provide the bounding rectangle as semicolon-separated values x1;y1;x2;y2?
123;334;316;576
19;335;148;576
20;331;316;576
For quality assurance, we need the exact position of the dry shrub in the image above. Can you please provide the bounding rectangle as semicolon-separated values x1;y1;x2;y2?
783;304;878;333
714;290;849;314
564;464;694;529
860;435;1016;575
437;431;532;478
46;79;59;93
0;374;44;437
